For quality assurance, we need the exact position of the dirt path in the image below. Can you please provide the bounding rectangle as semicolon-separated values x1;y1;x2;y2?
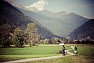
2;51;75;63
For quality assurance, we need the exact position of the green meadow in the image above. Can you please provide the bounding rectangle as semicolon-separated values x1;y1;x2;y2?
0;44;94;63
27;44;94;63
0;44;61;61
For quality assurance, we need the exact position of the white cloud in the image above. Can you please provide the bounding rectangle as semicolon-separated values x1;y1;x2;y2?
25;0;48;11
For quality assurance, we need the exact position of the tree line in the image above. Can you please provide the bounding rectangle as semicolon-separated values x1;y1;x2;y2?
0;23;94;48
0;23;39;48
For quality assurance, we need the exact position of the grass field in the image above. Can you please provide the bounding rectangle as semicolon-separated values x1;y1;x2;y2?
0;44;62;61
26;44;94;63
0;44;94;63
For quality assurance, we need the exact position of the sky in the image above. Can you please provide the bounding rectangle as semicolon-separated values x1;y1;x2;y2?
6;0;94;18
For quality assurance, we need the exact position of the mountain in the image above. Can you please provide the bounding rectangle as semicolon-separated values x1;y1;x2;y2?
31;18;64;39
0;0;32;36
1;0;62;39
4;0;26;10
19;9;88;37
37;25;62;39
5;1;89;38
69;19;94;39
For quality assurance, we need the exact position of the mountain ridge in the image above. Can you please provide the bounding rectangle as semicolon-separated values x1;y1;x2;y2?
1;0;64;39
4;0;90;38
19;8;88;37
0;0;32;38
69;19;94;39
